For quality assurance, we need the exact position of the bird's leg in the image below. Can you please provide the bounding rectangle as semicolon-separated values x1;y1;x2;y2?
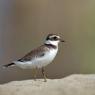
33;68;38;81
41;67;47;82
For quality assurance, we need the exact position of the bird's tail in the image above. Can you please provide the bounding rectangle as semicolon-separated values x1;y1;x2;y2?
2;63;15;68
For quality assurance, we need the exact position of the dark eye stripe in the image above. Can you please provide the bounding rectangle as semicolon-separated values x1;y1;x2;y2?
46;35;60;41
49;37;59;41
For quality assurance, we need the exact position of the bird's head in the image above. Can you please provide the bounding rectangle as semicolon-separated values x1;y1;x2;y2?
45;34;65;46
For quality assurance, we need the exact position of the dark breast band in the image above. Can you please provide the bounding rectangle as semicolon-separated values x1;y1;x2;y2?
44;43;57;49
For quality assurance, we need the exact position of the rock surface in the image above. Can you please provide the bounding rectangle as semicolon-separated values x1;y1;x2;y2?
0;74;95;95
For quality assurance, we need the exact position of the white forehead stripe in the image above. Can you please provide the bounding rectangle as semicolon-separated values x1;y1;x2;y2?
49;35;60;38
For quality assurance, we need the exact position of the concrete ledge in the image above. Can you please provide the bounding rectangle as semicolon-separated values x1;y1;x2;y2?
0;74;95;95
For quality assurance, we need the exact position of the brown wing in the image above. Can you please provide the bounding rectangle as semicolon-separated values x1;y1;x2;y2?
18;45;49;62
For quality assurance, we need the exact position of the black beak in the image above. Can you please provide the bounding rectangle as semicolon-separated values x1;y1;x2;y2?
60;39;65;42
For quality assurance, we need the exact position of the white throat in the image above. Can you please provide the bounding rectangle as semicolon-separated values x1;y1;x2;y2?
45;40;59;47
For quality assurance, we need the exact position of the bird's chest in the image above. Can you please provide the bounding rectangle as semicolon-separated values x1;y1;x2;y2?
44;49;58;62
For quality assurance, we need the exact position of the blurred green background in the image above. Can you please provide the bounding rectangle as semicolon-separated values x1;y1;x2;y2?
0;0;95;84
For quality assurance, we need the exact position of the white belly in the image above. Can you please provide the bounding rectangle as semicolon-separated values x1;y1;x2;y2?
13;49;58;69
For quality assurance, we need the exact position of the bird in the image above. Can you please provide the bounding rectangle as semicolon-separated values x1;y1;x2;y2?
3;34;65;82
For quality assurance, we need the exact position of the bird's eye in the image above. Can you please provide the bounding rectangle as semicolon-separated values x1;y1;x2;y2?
53;36;58;40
